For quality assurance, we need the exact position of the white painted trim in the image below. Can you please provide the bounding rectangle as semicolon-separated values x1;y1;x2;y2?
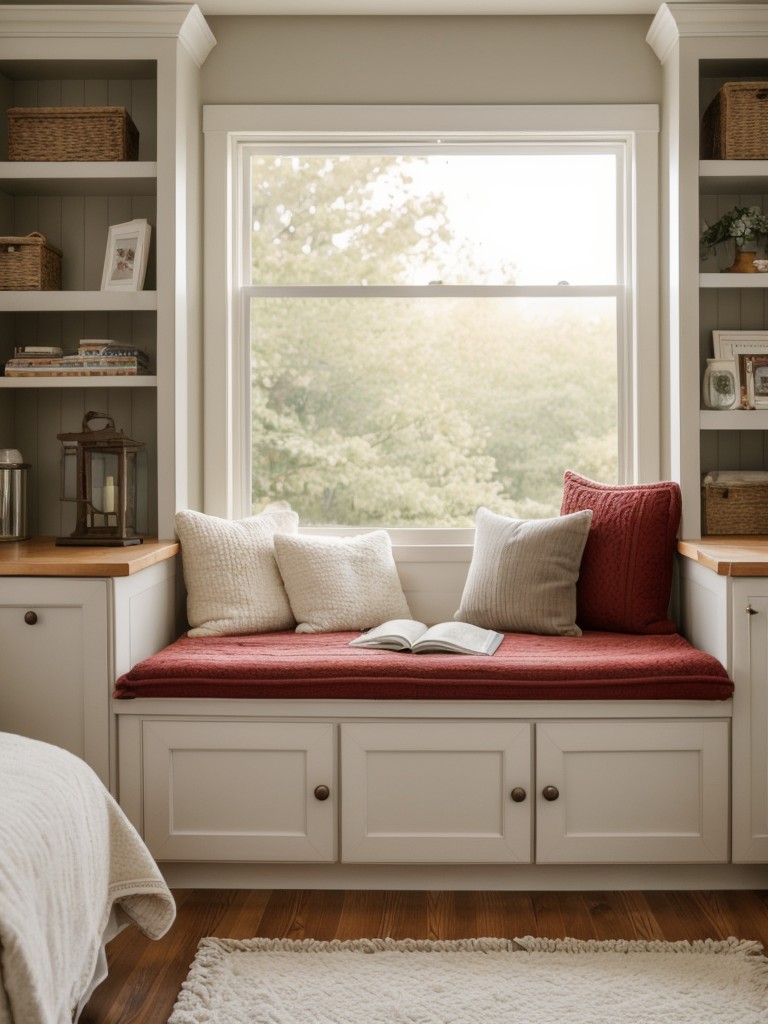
648;3;768;66
0;4;216;67
203;105;659;137
113;696;732;720
629;125;661;482
203;103;660;521
159;860;768;892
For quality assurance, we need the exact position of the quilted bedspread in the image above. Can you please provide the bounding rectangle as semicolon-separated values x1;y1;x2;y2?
114;629;733;702
0;732;175;1024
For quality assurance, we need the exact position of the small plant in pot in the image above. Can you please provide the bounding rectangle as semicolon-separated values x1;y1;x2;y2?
700;205;768;271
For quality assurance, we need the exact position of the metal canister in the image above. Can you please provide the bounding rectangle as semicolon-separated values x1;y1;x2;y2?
0;449;30;541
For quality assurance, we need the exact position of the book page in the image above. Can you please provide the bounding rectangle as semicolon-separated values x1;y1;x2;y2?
413;621;503;655
349;619;428;649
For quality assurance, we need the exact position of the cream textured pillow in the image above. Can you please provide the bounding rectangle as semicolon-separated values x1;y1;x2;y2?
175;509;298;637
273;530;412;634
455;506;593;636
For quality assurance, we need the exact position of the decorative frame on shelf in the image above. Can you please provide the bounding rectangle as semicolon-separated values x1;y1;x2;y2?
712;331;768;409
744;355;768;410
101;218;151;291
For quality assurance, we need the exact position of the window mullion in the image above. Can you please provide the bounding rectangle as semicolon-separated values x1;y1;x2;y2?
242;285;623;299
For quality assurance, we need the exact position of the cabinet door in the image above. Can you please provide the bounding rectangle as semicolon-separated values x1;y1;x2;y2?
732;581;768;862
341;721;532;863
536;720;729;864
0;577;109;783
141;720;336;862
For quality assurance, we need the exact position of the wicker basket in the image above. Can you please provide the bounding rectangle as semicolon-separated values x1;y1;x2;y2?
702;476;768;535
0;233;62;290
701;82;768;159
7;106;139;162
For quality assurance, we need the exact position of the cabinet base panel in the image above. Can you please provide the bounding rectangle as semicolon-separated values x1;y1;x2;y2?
159;861;768;891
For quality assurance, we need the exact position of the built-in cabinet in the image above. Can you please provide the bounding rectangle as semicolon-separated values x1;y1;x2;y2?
648;3;768;539
678;539;768;864
0;6;215;540
118;709;730;867
0;539;178;788
0;577;110;778
141;720;337;862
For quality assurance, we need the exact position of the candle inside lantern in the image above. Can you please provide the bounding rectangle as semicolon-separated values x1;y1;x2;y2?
102;475;116;513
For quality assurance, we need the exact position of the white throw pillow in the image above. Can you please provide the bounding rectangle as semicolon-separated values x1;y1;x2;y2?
455;506;593;637
273;530;412;634
175;508;298;637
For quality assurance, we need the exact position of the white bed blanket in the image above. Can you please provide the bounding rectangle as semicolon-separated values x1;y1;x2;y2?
0;732;176;1024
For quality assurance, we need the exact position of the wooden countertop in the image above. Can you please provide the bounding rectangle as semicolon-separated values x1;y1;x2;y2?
678;537;768;576
0;536;179;577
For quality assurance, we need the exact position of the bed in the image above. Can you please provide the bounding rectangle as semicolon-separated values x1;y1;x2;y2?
0;731;175;1024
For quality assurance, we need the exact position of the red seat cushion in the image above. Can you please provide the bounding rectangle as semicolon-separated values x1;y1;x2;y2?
114;629;732;702
560;471;682;634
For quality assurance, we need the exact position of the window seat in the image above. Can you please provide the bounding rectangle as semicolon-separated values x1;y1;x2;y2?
113;626;734;879
114;628;732;702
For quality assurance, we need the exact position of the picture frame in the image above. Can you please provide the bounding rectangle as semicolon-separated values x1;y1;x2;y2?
712;331;768;409
712;329;768;361
101;218;151;291
745;354;768;410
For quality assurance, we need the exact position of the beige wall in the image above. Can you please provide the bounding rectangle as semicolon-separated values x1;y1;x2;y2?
202;15;661;105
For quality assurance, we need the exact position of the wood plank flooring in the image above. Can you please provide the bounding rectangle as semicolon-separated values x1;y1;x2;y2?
81;889;768;1023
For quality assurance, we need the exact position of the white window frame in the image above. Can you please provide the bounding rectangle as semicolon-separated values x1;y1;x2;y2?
203;104;659;543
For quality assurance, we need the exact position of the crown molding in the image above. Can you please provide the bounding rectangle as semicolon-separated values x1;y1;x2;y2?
648;3;768;64
0;5;216;67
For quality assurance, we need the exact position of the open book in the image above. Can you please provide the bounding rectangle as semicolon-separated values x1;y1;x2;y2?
349;619;504;656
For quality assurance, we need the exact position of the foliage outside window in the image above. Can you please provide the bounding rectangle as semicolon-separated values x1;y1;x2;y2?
244;150;622;527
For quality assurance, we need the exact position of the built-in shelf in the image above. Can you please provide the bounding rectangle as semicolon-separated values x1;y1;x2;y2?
0;291;157;311
0;376;157;389
0;161;157;196
700;274;768;288
701;409;768;430
699;160;768;194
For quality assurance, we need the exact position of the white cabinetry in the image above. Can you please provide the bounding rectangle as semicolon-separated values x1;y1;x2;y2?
341;721;532;864
648;4;768;538
140;720;336;862
0;577;109;776
535;720;729;864
679;541;768;863
0;540;177;788
731;580;768;861
117;709;730;868
0;6;215;540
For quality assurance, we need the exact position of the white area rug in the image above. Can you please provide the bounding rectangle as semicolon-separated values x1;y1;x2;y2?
168;936;768;1024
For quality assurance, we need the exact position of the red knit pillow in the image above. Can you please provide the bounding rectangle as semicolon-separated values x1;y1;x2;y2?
560;471;682;634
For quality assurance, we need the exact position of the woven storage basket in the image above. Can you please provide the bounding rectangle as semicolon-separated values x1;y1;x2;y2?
701;82;768;159
7;106;139;162
0;233;62;290
702;477;768;535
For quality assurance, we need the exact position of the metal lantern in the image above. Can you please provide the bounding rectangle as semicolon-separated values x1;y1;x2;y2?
56;411;144;546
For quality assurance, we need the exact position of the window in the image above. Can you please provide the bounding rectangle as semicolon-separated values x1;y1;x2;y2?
203;106;659;531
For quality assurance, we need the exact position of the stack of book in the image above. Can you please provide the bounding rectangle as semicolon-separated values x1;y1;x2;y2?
4;341;151;377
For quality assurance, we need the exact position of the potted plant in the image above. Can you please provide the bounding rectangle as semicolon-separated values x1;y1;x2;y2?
700;205;768;271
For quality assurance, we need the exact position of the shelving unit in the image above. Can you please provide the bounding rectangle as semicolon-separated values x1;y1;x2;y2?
648;3;768;539
0;6;215;540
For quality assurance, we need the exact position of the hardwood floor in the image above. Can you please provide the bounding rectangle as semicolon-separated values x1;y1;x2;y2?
81;889;768;1023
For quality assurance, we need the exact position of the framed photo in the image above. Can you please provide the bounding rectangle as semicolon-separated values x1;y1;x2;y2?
712;331;768;408
745;355;768;409
101;218;151;291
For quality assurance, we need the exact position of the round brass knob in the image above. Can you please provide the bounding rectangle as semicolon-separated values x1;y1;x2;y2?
314;785;330;801
510;787;527;803
23;610;38;625
542;785;560;801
